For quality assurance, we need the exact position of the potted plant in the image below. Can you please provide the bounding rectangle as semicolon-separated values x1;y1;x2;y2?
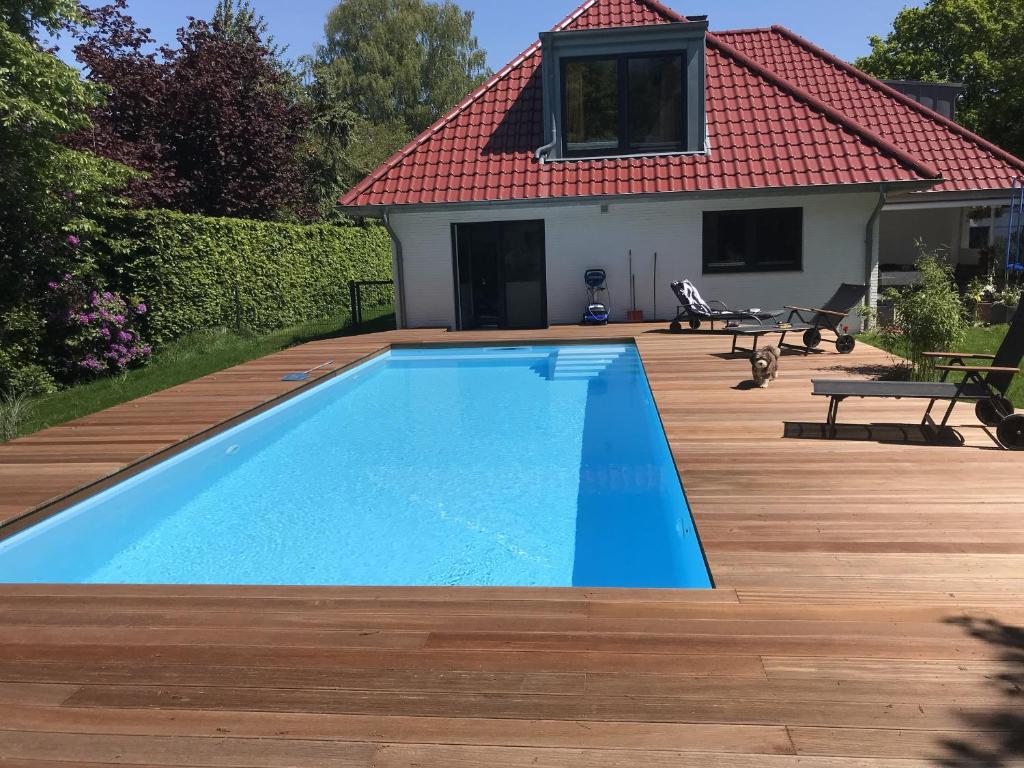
965;275;998;323
995;284;1022;324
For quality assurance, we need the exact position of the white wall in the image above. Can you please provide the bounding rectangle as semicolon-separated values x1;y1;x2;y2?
388;189;880;330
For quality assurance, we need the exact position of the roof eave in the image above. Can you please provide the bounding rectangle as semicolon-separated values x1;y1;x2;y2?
338;177;939;218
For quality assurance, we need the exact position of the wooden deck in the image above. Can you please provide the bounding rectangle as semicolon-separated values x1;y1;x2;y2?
0;324;1021;767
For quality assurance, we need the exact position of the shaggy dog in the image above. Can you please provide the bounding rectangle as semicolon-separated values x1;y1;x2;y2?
750;345;780;388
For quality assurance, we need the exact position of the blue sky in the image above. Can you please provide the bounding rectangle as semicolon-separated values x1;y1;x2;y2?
53;0;920;68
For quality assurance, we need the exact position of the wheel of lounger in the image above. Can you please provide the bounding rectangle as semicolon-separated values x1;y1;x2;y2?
835;334;856;354
802;328;822;349
996;414;1024;450
669;320;682;332
975;396;1014;427
689;317;702;330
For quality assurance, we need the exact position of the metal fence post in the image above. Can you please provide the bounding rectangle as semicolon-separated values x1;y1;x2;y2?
349;281;360;328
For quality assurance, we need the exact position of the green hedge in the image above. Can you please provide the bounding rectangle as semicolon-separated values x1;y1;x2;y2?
106;210;392;343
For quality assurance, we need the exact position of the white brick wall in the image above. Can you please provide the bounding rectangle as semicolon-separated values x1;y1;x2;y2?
388;189;881;331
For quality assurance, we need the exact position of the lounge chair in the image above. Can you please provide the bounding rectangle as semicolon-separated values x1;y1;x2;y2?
669;280;782;331
728;283;868;355
812;297;1024;449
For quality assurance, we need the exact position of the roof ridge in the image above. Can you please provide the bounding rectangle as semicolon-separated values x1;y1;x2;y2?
340;0;680;206
713;27;773;36
769;24;1024;175
705;31;941;182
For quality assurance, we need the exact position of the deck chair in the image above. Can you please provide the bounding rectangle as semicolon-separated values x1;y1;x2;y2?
728;283;867;355
669;280;782;331
812;297;1024;449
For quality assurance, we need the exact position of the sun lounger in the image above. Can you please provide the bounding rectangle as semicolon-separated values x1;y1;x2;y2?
811;297;1024;449
668;280;782;331
728;283;867;355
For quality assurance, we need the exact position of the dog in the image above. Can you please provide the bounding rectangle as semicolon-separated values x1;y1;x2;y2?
750;345;780;388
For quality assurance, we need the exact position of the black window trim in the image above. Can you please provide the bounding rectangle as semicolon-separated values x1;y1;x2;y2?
702;207;805;275
560;50;687;159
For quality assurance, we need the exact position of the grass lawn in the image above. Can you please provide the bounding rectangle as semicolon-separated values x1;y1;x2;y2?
7;314;395;440
859;323;1024;408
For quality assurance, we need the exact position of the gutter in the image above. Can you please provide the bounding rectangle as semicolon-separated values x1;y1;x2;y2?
380;209;408;329
864;184;888;328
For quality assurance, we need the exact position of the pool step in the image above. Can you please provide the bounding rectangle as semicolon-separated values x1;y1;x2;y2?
548;347;641;381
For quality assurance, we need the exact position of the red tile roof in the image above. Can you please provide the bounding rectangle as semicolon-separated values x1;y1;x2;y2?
717;26;1024;194
339;0;1015;210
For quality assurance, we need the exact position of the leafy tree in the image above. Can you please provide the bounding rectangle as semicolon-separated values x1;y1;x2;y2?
212;0;287;64
299;61;412;219
306;0;490;209
0;0;132;393
856;0;1024;157
69;0;309;219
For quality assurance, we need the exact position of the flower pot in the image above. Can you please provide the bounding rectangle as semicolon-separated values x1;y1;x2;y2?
626;309;644;322
991;302;1010;325
976;301;995;324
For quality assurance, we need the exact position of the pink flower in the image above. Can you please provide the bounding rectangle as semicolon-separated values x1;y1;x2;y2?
66;235;81;247
112;314;125;324
135;303;147;314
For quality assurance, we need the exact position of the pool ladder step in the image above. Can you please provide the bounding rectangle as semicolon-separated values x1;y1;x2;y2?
548;349;640;381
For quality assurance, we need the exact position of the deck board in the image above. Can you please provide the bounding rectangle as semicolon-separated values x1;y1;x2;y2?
0;324;1022;767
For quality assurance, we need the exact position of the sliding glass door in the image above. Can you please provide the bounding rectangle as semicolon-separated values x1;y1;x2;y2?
453;220;547;330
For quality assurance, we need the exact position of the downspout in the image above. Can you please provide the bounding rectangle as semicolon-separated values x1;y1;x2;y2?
864;184;888;330
535;114;558;163
381;208;408;329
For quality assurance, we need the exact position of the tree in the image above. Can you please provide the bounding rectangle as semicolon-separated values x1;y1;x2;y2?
305;0;490;210
211;0;285;62
69;0;309;219
856;0;1024;157
0;0;132;392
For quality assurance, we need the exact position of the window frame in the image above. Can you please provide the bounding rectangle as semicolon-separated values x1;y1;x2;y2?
702;207;805;275
559;50;686;159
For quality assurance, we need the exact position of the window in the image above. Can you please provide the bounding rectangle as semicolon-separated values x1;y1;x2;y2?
703;208;803;273
968;225;991;249
628;56;683;152
564;59;620;154
562;53;684;157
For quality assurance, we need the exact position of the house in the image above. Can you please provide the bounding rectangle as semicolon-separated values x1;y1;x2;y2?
339;0;1024;330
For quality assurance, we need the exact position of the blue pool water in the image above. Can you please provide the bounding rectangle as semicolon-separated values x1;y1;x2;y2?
0;344;710;587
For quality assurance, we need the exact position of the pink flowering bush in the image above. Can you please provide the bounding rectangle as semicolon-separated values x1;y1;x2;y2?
46;274;152;380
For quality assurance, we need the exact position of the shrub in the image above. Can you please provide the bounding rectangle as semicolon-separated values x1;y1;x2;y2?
102;210;392;343
0;306;57;396
882;247;967;378
44;274;152;382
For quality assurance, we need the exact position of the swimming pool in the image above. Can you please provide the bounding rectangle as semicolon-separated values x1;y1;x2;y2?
0;344;711;588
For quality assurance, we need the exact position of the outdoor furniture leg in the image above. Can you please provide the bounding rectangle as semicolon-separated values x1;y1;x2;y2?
826;396;843;438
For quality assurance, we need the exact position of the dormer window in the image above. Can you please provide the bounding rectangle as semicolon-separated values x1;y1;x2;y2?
539;19;707;161
563;53;684;156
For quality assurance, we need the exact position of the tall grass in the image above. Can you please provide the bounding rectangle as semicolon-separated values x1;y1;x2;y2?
0;390;34;442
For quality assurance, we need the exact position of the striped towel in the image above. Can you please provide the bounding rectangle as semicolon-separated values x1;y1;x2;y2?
681;280;713;317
